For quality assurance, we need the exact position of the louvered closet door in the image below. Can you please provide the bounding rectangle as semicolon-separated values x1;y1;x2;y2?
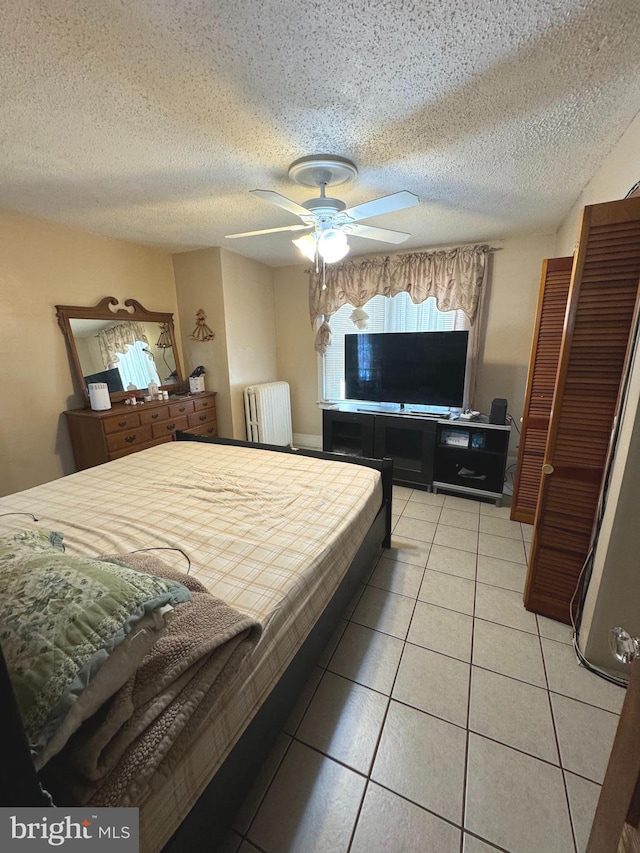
524;197;640;622
511;257;573;523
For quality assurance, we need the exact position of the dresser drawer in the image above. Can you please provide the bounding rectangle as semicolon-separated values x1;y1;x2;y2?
187;410;217;429
151;415;188;439
109;436;171;460
65;392;216;472
106;424;153;452
194;396;214;412
169;400;194;418
184;423;218;439
103;412;141;434
139;405;170;425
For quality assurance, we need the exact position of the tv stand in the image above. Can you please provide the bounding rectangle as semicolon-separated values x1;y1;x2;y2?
322;407;510;501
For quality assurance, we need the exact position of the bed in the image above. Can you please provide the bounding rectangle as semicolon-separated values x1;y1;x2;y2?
0;433;392;851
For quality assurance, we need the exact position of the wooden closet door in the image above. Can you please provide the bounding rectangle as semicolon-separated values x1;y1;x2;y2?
511;257;573;523
524;197;640;622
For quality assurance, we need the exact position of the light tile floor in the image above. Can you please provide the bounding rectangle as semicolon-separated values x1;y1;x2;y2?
222;489;625;853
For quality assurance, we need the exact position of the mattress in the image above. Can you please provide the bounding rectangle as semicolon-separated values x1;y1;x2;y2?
0;441;383;850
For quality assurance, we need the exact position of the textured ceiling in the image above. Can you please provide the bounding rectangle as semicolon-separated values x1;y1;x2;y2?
1;0;640;266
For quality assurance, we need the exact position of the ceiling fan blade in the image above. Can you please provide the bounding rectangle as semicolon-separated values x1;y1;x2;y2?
226;224;311;239
342;190;419;223
347;223;411;244
251;189;311;218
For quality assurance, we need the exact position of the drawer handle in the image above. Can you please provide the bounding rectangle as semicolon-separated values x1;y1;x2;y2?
178;406;186;412
152;413;159;420
118;420;127;427
206;427;214;434
167;423;176;431
199;414;207;421
201;401;209;408
125;435;136;443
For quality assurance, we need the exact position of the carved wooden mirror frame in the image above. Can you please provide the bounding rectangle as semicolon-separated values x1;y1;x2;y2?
56;297;184;403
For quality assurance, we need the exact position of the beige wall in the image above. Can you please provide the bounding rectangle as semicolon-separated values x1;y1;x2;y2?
556;109;640;671
219;249;277;438
173;247;278;440
0;211;178;497
273;233;556;451
556;111;640;257
274;264;321;440
172;248;233;437
475;234;556;456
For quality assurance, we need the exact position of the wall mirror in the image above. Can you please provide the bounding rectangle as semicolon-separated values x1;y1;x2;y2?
56;297;184;403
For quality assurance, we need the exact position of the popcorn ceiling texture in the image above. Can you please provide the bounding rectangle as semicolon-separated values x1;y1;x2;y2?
1;0;639;265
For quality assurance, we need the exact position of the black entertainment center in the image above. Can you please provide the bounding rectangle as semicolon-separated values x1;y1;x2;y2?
329;329;510;502
322;408;510;503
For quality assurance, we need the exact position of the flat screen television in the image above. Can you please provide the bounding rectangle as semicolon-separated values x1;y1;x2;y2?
83;367;125;393
344;330;468;408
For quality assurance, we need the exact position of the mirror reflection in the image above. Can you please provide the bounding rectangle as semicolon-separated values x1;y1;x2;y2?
69;319;179;393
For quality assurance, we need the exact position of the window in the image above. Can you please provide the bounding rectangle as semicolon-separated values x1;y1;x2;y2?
111;340;161;391
322;292;470;402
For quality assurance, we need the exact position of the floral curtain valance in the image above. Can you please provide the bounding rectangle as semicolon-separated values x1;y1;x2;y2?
98;321;149;369
309;244;492;353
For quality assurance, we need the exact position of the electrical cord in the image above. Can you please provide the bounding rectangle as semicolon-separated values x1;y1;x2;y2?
127;546;192;574
0;514;192;575
506;413;520;434
569;547;628;687
0;512;39;521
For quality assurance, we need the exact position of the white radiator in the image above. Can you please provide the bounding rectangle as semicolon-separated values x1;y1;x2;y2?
244;381;293;446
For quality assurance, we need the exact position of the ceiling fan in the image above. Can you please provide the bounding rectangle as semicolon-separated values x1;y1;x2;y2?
225;155;419;263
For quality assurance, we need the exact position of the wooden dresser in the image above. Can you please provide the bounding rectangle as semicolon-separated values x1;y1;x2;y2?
64;391;217;470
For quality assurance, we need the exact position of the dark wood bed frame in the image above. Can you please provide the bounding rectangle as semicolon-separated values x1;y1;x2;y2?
0;434;393;852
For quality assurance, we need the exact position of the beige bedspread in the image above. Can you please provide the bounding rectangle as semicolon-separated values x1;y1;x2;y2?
0;441;383;849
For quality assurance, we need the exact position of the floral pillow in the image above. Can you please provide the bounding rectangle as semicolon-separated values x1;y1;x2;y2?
0;529;191;759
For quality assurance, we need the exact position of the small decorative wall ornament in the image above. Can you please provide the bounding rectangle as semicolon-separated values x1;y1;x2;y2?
190;309;215;342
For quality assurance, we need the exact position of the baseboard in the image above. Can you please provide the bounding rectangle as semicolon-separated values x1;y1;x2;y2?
293;433;322;449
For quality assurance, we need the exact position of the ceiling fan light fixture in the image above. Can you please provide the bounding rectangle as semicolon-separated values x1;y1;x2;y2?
227;157;419;261
292;233;317;262
317;228;349;263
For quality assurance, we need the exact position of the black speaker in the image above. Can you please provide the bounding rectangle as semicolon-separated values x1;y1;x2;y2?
490;397;508;425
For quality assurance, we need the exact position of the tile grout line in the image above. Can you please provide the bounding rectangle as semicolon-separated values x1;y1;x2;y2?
242;601;355;845
295;668;600;780
346;495;440;852
273;728;586;851
350;603;619;716
238;744;292;850
537;624;579;853
460;527;479;853
241;495;547;853
324;624;607;715
241;552;374;847
240;709;304;845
